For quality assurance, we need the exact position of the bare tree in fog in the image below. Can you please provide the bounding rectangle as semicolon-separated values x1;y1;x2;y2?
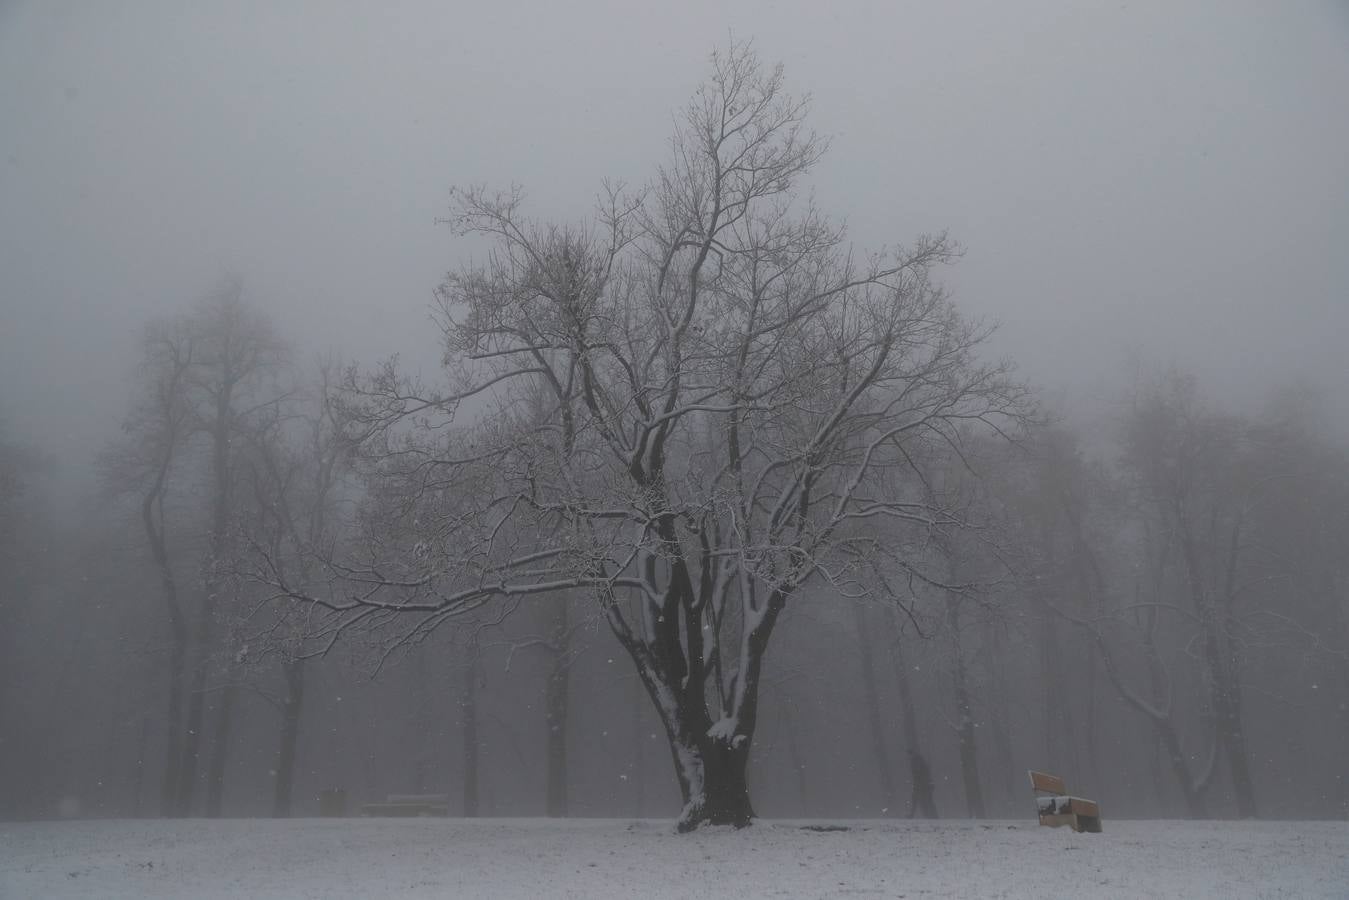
1021;426;1220;816
100;321;196;816
1121;372;1259;817
236;357;350;817
107;280;289;817
188;283;289;817
885;610;939;818
260;43;1027;830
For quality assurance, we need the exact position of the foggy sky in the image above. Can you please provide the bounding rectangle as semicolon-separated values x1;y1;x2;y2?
3;0;1348;494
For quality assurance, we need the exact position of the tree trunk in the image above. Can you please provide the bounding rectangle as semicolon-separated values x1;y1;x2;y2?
600;554;786;830
1212;658;1257;817
272;658;305;817
887;627;937;818
1157;715;1208;818
1182;518;1256;817
131;714;150;818
951;630;985;818
204;681;235;817
461;642;480;818
630;650;756;832
544;600;570;817
141;483;187;818
853;603;899;815
176;630;211;816
1084;611;1213;818
160;639;186;816
671;730;755;832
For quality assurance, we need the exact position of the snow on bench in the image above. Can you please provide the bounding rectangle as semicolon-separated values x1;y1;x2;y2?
1028;770;1102;834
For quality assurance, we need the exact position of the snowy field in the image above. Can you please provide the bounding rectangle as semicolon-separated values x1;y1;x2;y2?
2;817;1346;899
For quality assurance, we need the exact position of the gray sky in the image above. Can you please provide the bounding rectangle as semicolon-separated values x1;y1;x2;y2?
3;0;1348;485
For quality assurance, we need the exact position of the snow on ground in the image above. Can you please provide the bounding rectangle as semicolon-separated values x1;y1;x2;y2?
2;817;1346;899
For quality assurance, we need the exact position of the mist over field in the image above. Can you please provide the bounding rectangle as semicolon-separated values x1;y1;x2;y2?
2;4;1348;895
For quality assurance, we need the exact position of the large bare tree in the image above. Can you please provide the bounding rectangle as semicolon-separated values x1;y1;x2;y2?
264;43;1026;830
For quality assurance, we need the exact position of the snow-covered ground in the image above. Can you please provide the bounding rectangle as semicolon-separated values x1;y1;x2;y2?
2;817;1345;899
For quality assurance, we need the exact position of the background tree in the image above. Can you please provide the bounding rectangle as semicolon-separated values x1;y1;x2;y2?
237;357;349;817
100;320;196;816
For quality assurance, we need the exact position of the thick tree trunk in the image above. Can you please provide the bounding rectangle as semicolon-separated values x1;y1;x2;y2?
601;543;786;830
204;681;235;817
272;658;305;817
853;603;899;816
544;600;570;817
671;732;755;832
629;650;756;832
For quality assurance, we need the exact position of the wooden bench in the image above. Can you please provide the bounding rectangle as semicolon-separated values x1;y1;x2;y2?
1028;770;1102;833
358;793;450;818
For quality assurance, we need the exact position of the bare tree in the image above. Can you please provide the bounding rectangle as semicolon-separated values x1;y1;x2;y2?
1122;372;1258;817
175;280;288;817
101;321;196;816
263;43;1026;830
237;357;349;817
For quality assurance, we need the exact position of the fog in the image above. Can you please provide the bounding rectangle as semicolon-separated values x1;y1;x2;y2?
2;0;1349;835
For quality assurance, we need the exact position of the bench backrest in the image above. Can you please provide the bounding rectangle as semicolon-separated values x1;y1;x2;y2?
386;793;450;805
1028;770;1067;795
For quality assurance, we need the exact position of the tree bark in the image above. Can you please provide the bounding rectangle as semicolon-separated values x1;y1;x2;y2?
626;639;758;832
272;658;305;817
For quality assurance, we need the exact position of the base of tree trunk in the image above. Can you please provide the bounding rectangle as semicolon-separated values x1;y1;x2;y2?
676;794;755;832
674;758;756;832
